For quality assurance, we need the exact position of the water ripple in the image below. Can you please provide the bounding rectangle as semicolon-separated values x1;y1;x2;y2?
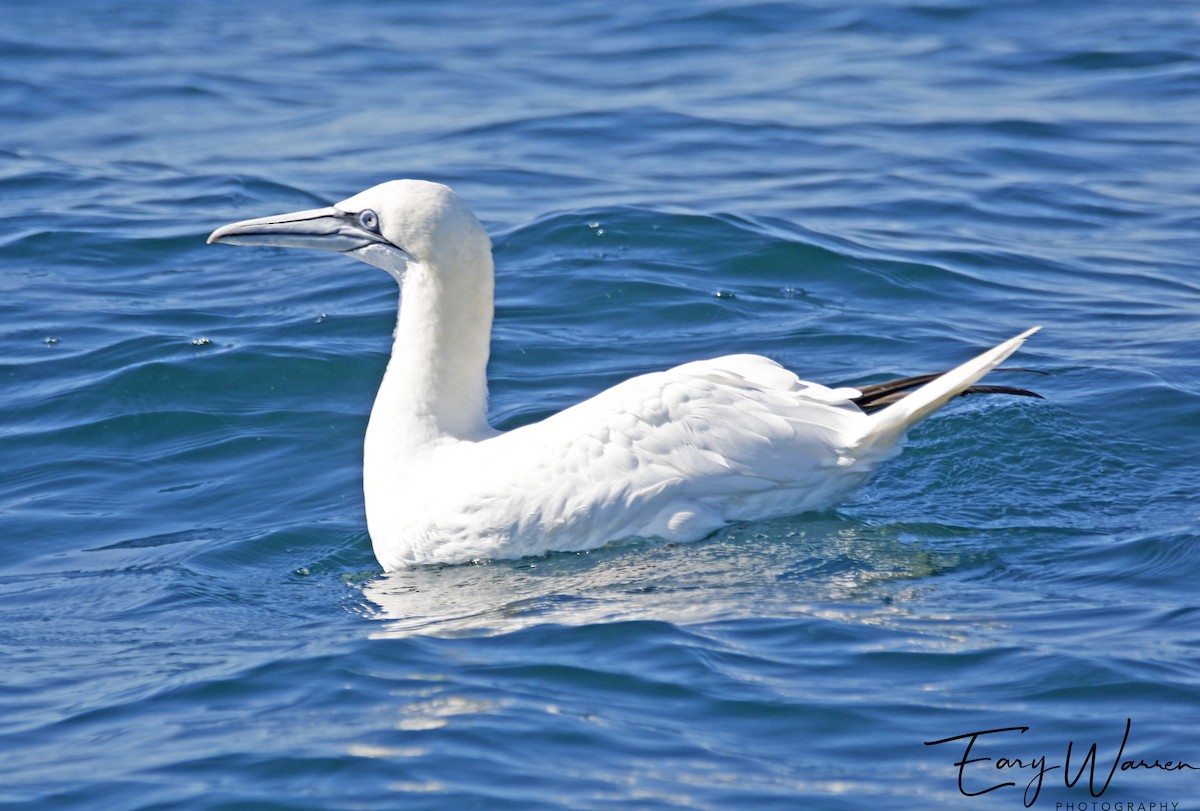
3;0;1200;808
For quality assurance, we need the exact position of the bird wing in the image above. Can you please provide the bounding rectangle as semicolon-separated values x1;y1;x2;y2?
412;354;874;561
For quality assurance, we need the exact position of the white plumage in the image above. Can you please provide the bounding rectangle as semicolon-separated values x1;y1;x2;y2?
209;180;1039;570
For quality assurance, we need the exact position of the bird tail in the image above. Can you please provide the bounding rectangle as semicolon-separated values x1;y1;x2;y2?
851;327;1042;454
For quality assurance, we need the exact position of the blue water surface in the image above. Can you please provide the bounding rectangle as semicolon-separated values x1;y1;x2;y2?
3;1;1200;809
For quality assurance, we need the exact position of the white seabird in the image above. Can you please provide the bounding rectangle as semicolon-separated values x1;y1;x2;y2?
209;180;1041;571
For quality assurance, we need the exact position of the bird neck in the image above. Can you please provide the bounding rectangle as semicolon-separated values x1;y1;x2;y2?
368;259;494;455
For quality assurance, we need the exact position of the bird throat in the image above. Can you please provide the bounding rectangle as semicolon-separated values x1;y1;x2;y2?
367;261;495;460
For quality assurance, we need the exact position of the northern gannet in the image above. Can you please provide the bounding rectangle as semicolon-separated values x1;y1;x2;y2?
209;180;1041;571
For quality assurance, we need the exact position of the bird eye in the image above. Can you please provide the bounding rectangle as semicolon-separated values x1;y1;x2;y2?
358;210;380;231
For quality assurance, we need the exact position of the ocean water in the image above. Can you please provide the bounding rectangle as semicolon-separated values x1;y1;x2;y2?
3;1;1200;808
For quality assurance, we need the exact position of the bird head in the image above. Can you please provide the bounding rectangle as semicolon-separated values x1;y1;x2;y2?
207;179;491;283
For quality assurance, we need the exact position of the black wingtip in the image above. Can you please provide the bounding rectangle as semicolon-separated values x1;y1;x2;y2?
851;370;1046;414
959;384;1044;400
